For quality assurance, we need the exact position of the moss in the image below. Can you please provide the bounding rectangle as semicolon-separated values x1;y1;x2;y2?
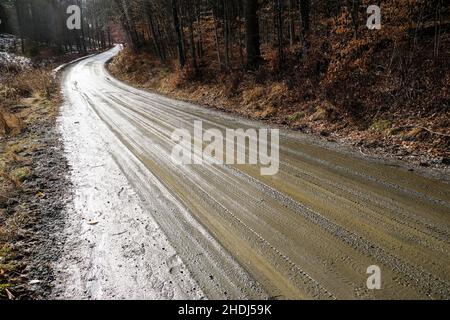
6;142;26;155
287;112;305;123
370;119;392;133
0;283;13;299
389;127;405;135
0;245;17;294
0;283;12;293
10;167;32;184
0;283;12;289
402;127;427;141
310;108;327;121
0;244;13;255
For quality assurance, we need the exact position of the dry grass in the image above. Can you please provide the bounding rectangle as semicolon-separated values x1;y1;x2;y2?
0;67;58;299
1;67;58;131
1;68;55;102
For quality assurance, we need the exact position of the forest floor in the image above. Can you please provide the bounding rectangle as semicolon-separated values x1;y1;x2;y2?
0;92;69;300
108;49;450;171
0;51;93;299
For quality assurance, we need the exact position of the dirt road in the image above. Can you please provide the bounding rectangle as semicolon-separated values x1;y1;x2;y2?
54;47;450;300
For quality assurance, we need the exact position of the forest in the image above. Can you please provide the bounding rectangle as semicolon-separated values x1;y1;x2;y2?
0;0;114;54
0;1;449;158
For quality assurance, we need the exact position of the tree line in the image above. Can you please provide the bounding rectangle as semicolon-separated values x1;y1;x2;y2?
110;0;448;72
1;0;114;55
0;0;448;70
111;0;316;70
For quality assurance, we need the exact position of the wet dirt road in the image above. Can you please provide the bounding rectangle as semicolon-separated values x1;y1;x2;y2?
57;47;450;300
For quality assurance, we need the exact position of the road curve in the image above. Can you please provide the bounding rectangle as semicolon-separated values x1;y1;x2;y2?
59;47;450;300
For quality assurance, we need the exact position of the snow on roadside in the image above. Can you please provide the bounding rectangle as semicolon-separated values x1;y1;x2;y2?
0;51;31;70
0;34;31;73
0;33;17;52
52;68;204;300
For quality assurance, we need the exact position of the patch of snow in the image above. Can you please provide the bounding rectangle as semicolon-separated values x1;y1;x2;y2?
0;51;31;71
0;33;31;73
0;33;18;52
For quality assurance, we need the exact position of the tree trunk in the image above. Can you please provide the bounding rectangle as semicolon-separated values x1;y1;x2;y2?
213;1;223;69
223;0;230;68
171;0;186;68
299;0;310;58
244;0;261;70
276;0;284;70
347;0;360;38
288;0;295;47
144;0;164;63
188;0;198;72
299;0;310;33
14;0;25;53
113;0;138;52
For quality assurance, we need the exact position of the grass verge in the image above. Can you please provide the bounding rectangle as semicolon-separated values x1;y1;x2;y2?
0;66;59;299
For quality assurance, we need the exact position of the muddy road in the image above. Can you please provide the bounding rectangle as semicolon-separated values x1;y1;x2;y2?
54;47;450;300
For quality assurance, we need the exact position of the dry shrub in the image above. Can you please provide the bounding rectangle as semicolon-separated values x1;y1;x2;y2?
263;46;279;73
168;65;189;88
109;48;137;73
241;81;289;114
0;67;56;139
1;68;55;102
221;72;242;97
242;85;265;110
0;109;23;136
168;61;203;88
267;82;288;103
23;69;54;99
